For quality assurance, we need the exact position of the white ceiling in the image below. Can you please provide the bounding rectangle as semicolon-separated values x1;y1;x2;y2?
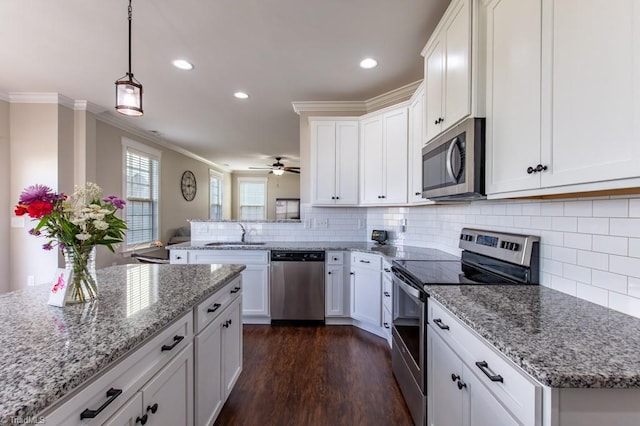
0;0;450;170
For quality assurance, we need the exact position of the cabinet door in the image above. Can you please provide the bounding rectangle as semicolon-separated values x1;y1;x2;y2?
360;115;384;204
464;364;519;426
325;265;344;316
485;0;542;194
141;344;193;426
241;264;270;317
382;108;409;204
443;0;471;129
103;392;143;426
222;297;243;399
409;85;427;203
194;316;224;426
430;330;465;426
350;267;382;326
311;121;337;204
335;121;359;205
542;0;640;187
425;38;445;142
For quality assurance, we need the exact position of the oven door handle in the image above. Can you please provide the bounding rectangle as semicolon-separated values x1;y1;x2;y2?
395;277;422;299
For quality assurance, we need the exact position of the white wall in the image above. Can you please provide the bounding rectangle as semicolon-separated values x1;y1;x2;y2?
231;171;300;220
366;195;640;319
0;100;10;292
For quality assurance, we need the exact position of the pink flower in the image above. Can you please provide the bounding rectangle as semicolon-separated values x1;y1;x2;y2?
18;184;58;205
102;195;126;209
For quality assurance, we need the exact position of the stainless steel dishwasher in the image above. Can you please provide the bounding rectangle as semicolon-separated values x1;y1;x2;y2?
270;250;325;324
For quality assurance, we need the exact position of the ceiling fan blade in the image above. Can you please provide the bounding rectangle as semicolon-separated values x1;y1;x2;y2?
287;170;300;174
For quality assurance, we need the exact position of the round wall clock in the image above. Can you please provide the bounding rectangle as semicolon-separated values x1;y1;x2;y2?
180;170;197;201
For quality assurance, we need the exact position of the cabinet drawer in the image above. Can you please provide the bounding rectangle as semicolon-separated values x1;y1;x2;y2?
190;250;269;265
351;252;381;270
428;299;541;424
45;313;193;425
194;276;242;334
170;250;189;264
326;251;344;265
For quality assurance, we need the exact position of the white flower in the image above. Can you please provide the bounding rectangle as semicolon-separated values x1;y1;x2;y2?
75;233;91;241
88;213;105;220
70;216;87;225
94;220;109;230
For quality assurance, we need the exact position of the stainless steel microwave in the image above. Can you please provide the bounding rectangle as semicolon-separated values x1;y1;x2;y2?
422;117;485;201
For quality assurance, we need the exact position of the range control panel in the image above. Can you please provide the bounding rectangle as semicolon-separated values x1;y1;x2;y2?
459;228;539;267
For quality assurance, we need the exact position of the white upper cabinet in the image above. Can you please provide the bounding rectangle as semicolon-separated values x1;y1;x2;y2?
310;119;359;205
486;0;640;197
360;106;409;205
408;83;433;204
423;0;473;142
485;0;542;194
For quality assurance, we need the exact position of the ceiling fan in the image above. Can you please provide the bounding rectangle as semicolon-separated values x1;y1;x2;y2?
249;157;300;175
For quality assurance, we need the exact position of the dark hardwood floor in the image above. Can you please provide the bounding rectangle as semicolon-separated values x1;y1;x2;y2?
214;325;413;426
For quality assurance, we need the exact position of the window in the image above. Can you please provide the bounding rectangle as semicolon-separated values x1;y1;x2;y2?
238;177;267;221
123;139;161;249
210;170;223;220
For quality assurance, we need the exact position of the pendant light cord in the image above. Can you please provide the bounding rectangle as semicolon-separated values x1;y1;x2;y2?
128;0;133;77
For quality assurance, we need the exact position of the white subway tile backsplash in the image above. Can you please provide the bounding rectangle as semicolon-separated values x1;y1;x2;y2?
577;217;609;235
531;216;552;230
577;250;609;271
563;264;591;284
551;246;577;264
541;258;563;275
576;283;609;308
608;292;640;319
541;202;564;216
610;218;640;238
610;255;640;279
563;232;592;250
629;199;640;217
628;277;640;298
551;217;577;232
522;203;541;216
564;201;592;217
593;199;628;218
551;275;577;296
592;270;627;293
592;235;627;256
630;239;640;258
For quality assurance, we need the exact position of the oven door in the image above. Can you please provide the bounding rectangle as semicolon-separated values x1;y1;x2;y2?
392;274;426;391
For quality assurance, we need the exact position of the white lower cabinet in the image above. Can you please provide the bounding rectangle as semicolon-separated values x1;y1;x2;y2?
195;294;242;426
103;392;143;426
428;298;541;426
350;252;383;334
382;260;393;347
326;251;348;317
179;250;269;320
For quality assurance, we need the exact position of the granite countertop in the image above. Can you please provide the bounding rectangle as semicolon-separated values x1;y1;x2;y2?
425;285;640;389
169;240;461;262
0;263;245;424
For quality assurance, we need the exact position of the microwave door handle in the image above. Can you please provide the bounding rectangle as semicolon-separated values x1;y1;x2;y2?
445;137;459;183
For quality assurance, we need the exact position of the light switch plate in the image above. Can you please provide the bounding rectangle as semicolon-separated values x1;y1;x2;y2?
11;217;25;228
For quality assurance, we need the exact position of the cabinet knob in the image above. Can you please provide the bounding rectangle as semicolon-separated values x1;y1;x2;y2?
175;256;181;260
327;271;332;275
223;320;230;328
535;164;548;172
457;380;467;390
451;373;460;382
384;291;390;297
434;120;438;125
336;196;340;200
350;272;355;275
527;166;535;174
331;196;336;199
383;322;390;329
415;192;421;196
381;195;386;199
147;403;158;414
136;414;148;425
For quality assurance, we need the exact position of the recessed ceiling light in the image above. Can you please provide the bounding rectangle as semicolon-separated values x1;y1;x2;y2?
360;58;378;69
234;92;249;99
172;59;194;70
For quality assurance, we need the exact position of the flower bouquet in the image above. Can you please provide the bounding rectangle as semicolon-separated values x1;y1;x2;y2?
15;182;127;303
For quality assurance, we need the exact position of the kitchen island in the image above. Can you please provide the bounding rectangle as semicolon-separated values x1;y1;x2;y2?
0;263;245;425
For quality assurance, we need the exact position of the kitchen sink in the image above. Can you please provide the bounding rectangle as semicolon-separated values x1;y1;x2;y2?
204;241;266;246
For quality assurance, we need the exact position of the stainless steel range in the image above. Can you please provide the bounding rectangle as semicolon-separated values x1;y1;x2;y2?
390;228;540;426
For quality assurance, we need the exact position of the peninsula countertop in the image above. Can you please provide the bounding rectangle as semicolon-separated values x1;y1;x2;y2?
0;263;245;425
168;240;461;262
425;284;640;389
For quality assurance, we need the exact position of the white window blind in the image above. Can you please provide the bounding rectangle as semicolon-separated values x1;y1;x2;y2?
210;170;223;220
125;146;159;247
238;178;266;220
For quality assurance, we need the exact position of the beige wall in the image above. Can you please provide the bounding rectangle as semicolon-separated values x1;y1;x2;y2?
0;101;9;292
231;171;300;220
9;103;60;289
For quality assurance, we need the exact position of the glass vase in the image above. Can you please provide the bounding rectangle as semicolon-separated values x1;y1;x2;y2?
64;245;98;303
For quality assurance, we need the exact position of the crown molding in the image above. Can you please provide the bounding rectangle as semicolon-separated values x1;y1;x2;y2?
291;101;367;115
73;100;106;114
291;80;422;115
364;80;422;111
0;92;9;102
94;111;231;173
8;92;75;109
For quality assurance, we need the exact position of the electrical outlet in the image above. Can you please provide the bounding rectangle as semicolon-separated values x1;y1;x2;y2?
315;218;328;228
11;217;25;228
27;275;35;286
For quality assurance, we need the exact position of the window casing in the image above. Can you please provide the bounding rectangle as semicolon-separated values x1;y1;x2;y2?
123;139;161;249
238;177;267;221
210;170;223;220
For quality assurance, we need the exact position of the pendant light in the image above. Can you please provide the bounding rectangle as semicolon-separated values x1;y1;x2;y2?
115;0;143;116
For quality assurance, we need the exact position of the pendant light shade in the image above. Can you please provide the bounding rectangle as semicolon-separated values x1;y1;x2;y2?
115;0;143;116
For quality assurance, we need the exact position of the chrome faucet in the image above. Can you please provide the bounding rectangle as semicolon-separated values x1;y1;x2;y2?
238;223;246;243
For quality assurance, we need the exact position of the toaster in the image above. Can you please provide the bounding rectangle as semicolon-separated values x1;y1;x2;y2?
371;230;388;245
